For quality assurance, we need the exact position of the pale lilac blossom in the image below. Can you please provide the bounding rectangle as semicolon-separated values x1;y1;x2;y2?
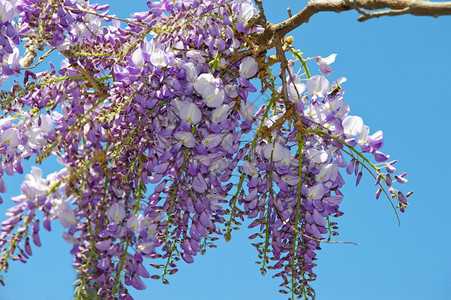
263;142;286;162
239;56;258;78
50;199;76;228
342;115;364;136
174;131;196;148
127;214;145;233
316;54;337;76
307;75;329;97
107;203;126;223
179;103;202;124
239;101;255;120
150;48;168;67
1;127;20;147
0;0;16;22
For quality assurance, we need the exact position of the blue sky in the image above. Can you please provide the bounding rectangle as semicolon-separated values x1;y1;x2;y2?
1;1;450;299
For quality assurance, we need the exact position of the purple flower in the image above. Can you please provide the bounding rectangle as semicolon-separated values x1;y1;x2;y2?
95;239;112;251
130;273;146;290
395;173;408;184
0;0;413;297
212;104;232;122
203;86;225;107
385;160;397;173
368;130;384;149
398;191;408;204
373;150;390;162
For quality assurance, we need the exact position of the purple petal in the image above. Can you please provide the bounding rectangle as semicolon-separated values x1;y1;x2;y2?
245;188;258;202
194;201;204;214
312;210;326;227
354;160;359;176
398;192;408;204
182;252;194;264
131;274;147;290
192;174;207;193
385;161;397;173
190;238;202;252
375;175;381;185
154;180;166;193
368;130;384;150
24;238;32;256
395;172;408;184
346;159;355;175
305;212;313;224
199;212;212;228
307;75;329;97
334;151;347;168
148;173;163;183
32;232;41;247
376;187;382;200
356;172;363;186
137;263;150;278
154;162;169;174
43;218;51;231
386;174;392;186
373;151;390;162
95;239;112;251
0;177;6;193
197;223;209;238
97;257;110;270
190;224;201;241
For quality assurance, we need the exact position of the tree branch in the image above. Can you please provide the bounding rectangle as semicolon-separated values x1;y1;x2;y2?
254;0;451;51
356;0;451;21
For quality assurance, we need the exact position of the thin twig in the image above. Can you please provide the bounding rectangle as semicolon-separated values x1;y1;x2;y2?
19;47;56;70
357;7;410;21
63;6;148;28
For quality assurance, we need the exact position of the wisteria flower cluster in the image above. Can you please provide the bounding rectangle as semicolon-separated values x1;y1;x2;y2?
0;0;412;299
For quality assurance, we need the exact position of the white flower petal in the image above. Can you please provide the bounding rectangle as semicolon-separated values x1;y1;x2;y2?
342;116;364;136
179;103;202;124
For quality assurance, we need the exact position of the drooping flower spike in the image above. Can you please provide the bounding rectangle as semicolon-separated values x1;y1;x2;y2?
0;0;411;299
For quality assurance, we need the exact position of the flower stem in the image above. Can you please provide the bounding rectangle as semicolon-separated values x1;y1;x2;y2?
289;48;311;79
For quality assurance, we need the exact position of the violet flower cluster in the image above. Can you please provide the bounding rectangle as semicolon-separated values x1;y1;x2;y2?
0;0;412;299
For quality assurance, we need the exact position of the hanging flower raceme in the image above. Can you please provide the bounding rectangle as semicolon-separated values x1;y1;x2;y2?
0;0;411;299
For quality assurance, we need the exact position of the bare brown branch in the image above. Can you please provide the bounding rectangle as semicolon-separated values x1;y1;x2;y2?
356;0;451;21
254;0;451;52
19;47;56;71
60;50;108;97
63;6;147;28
